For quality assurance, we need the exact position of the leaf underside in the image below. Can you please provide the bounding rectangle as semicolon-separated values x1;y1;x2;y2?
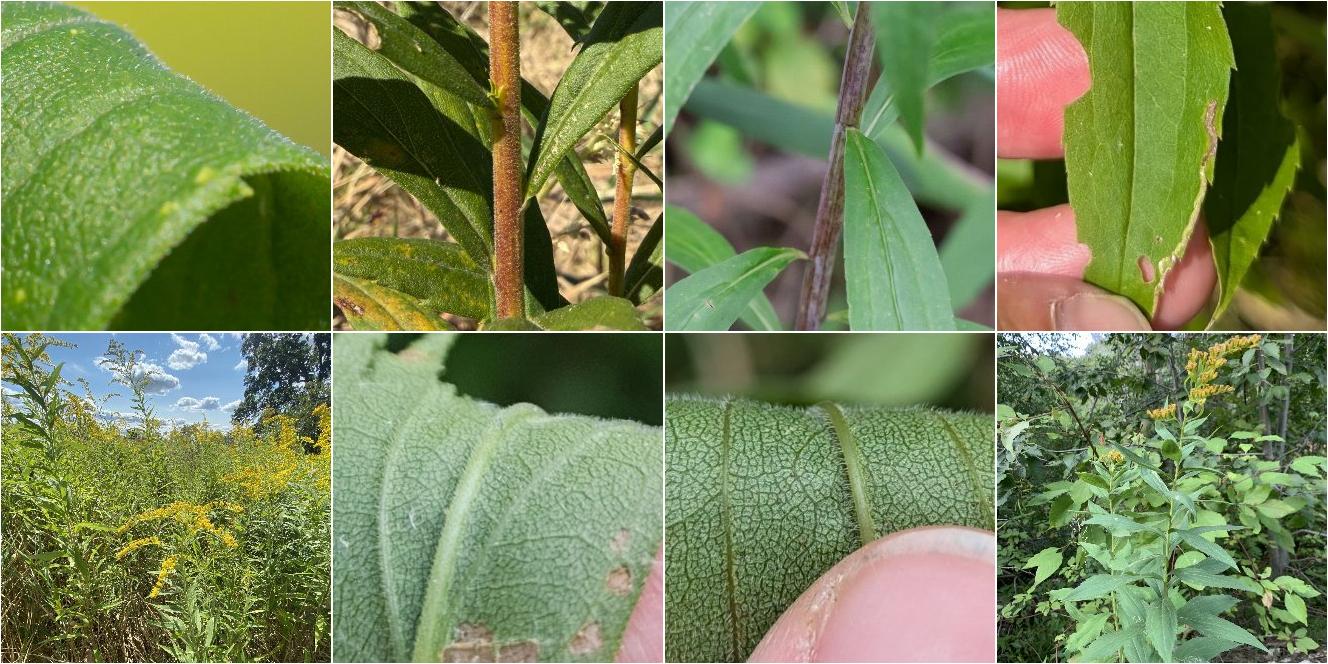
333;334;661;663
665;396;994;662
1;2;329;330
1059;2;1234;317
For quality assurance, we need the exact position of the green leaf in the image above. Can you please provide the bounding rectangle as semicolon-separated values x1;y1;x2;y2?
1174;566;1256;592
1145;598;1178;662
1285;592;1308;625
1180;611;1268;652
1061;574;1142;602
861;2;993;141
842;129;955;330
1074;628;1141;664
1203;3;1299;324
333;28;492;264
333;238;491;322
662;1;761;135
332;334;661;663
664;205;780;330
665;396;993;662
869;2;935;154
1058;2;1234;317
1024;547;1063;589
1289;455;1327;477
623;214;663;302
1173;637;1241;663
337;1;491;108
532;296;647;331
520;203;568;314
334;274;451;331
525;1;662;198
683;78;985;210
1255;498;1297;519
2;2;329;330
535;1;605;42
1178;594;1238;621
939;191;996;311
665;247;804;331
1139;467;1173;500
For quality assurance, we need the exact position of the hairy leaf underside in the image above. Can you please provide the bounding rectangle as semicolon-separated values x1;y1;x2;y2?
333;335;662;662
665;396;994;662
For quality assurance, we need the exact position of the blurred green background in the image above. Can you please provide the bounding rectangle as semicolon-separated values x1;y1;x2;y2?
665;333;994;412
74;1;329;156
439;334;662;426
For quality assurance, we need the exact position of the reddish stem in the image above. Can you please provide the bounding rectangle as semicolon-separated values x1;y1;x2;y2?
490;1;524;319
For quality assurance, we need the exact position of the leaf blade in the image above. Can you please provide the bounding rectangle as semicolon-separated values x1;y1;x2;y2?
662;1;761;135
664;205;781;330
842;128;955;330
665;247;804;331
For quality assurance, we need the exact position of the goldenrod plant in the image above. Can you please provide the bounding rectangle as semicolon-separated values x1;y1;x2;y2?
0;334;330;662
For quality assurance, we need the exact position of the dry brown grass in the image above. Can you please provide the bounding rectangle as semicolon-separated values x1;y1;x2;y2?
333;2;663;329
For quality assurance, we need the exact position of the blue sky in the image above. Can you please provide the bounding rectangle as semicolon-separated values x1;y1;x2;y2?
9;333;250;430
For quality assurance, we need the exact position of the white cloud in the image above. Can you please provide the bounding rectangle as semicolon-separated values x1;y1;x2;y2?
198;334;220;351
221;399;241;413
233;359;248;372
176;396;223;412
167;333;207;370
95;356;180;395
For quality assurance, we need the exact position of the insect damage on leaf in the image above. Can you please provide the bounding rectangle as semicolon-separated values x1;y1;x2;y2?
441;623;539;663
606;565;632;596
567;621;603;655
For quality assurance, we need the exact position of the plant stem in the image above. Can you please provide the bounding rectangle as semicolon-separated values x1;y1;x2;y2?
489;1;524;319
608;84;639;297
794;6;876;331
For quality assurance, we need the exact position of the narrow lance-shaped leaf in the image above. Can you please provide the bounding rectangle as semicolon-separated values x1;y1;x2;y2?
662;1;761;135
666;247;804;331
2;2;329;330
333;334;661;662
336;1;492;108
333;237;493;321
665;396;993;662
665;206;780;331
869;1;935;154
1203;3;1300;325
334;274;452;331
842;128;955;330
1145;598;1178;662
623;214;663;302
333;28;493;264
525;1;662;198
860;1;993;141
1059;2;1234;317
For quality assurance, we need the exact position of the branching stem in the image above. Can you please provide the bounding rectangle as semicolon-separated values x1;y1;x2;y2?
794;6;876;330
489;1;524;319
608;84;639;297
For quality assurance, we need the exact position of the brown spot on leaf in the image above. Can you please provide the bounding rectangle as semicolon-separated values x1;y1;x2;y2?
497;641;539;662
334;297;365;316
609;528;631;554
606;564;632;596
441;623;538;662
1138;255;1155;283
568;621;602;655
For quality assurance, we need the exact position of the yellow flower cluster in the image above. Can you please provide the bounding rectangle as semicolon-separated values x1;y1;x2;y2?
1148;403;1177;420
1189;384;1235;402
313;403;331;453
223;409;330;499
1182;335;1261;406
1102;449;1125;466
115;536;162;560
148;554;179;599
118;501;242;548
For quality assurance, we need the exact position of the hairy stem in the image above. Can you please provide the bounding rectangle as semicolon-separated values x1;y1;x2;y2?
490;1;524;319
794;6;876;331
608;84;639;297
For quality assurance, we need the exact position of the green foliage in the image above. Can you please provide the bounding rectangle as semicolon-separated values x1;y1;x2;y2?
332;334;660;662
665;396;993;662
1;2;329;330
998;333;1327;662
664;1;993;330
665;247;804;331
332;1;662;330
1;334;330;662
231;333;330;442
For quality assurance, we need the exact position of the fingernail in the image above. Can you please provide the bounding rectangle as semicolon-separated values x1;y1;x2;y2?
1051;292;1150;330
749;526;995;663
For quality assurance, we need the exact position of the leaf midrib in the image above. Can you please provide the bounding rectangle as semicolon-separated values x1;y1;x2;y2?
719;398;742;662
677;251;796;328
850;134;905;327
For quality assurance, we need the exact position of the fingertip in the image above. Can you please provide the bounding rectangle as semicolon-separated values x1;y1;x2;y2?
1152;223;1218;330
996;8;1090;159
749;527;995;663
997;205;1090;278
615;548;663;663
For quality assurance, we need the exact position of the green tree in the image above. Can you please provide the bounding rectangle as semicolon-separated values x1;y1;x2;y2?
232;334;330;442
